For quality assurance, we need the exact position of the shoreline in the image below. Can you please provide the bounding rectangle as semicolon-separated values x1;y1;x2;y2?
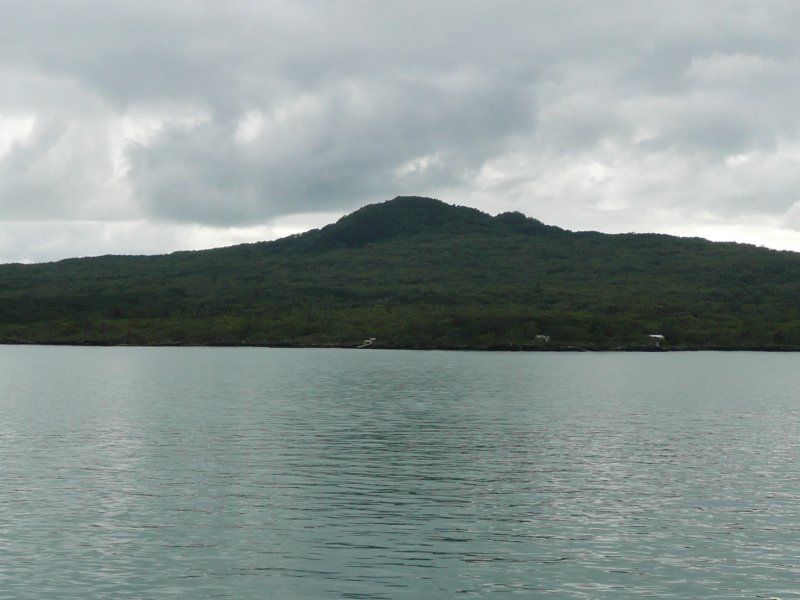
3;340;800;352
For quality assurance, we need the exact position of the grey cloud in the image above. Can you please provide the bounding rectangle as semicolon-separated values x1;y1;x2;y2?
126;69;537;225
4;0;800;257
0;107;130;220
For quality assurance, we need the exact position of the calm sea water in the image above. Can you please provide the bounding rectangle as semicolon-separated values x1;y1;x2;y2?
1;347;799;599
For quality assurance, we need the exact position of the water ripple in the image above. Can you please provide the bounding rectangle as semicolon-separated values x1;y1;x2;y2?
1;347;800;598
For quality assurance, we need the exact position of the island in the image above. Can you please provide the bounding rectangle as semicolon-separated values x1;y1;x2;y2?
2;196;800;350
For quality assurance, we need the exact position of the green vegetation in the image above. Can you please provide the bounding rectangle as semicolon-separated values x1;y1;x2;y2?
3;196;800;349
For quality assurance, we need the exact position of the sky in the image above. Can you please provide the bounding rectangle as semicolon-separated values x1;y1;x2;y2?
4;1;800;263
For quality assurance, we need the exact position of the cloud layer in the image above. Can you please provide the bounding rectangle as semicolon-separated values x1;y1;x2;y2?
3;1;800;261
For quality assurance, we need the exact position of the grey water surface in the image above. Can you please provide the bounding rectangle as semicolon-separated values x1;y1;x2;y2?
1;346;799;599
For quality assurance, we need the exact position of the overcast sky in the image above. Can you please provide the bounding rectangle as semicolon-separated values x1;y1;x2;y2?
3;1;800;262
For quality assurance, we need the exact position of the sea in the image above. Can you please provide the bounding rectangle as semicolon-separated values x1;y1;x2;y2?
1;346;798;599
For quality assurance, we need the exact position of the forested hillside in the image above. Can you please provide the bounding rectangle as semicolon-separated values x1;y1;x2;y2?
2;196;800;349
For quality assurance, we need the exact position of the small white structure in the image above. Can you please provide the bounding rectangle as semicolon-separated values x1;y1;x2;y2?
648;334;665;347
357;337;376;348
535;335;550;343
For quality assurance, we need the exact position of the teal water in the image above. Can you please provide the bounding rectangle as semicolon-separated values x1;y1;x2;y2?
1;347;799;599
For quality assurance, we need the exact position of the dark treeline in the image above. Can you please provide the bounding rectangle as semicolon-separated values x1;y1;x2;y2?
2;196;800;349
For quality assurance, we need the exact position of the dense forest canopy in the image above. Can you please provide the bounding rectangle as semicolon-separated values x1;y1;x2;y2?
2;196;800;349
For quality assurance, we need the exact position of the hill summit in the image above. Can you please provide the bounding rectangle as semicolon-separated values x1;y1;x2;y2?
2;195;800;349
303;196;558;248
314;196;483;246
